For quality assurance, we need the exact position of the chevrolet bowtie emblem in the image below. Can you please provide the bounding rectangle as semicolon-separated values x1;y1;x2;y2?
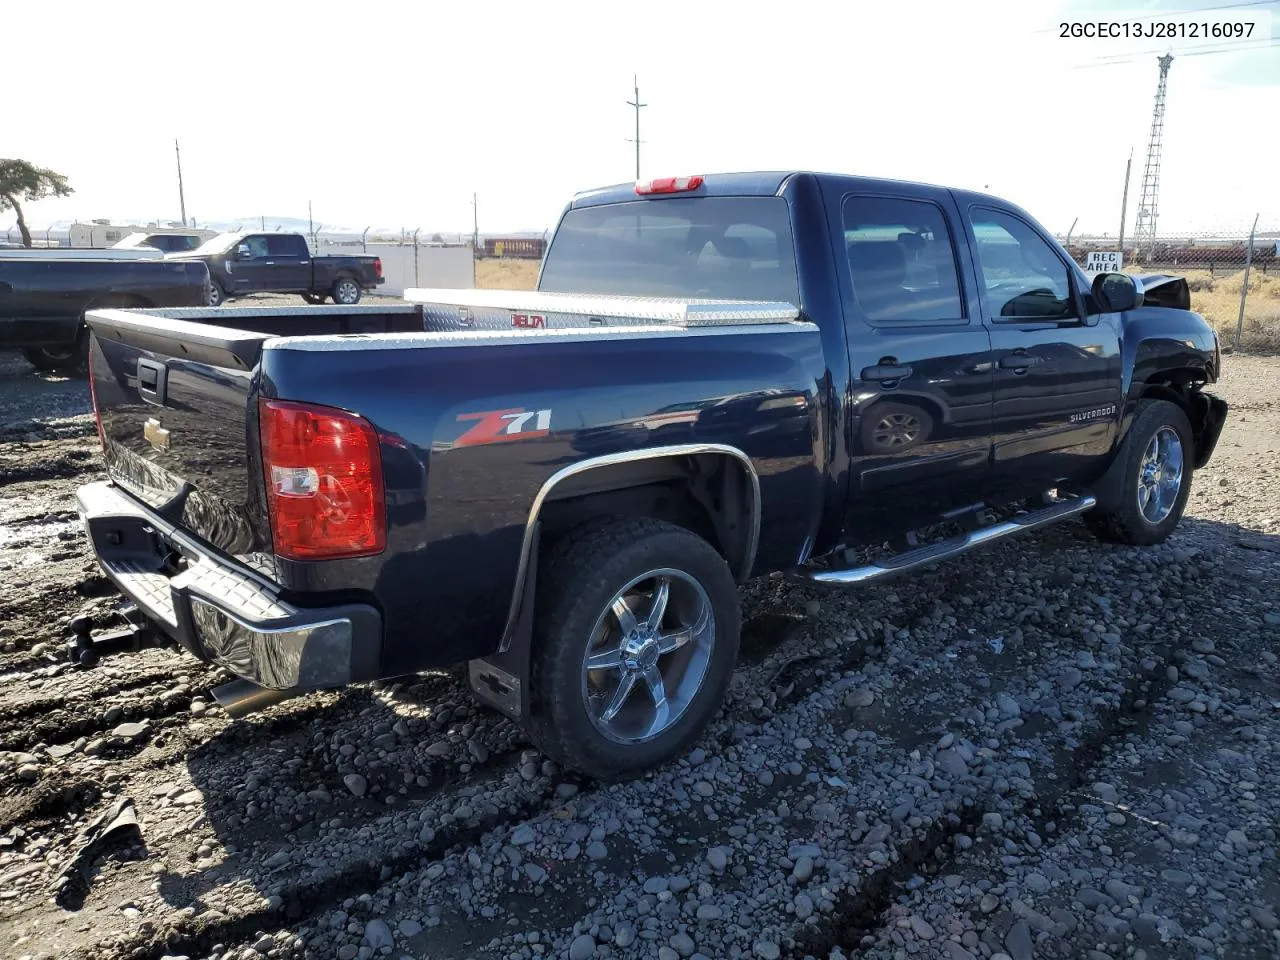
144;417;171;452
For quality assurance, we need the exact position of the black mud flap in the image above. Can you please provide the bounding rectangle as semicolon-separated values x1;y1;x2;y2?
1190;391;1229;469
468;524;539;722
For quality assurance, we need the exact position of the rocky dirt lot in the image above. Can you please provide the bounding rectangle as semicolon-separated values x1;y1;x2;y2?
0;344;1277;960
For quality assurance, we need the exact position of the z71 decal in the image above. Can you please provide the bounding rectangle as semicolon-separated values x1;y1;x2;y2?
454;408;552;447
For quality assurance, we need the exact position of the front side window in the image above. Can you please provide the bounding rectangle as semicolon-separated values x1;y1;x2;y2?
970;208;1076;320
242;236;271;259
842;196;964;324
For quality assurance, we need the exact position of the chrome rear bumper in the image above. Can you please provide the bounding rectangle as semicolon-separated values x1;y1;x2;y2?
75;480;381;690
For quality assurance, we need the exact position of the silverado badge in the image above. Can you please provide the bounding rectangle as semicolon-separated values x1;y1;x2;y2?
144;417;171;452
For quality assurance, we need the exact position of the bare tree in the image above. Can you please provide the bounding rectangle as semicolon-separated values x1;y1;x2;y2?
0;159;73;247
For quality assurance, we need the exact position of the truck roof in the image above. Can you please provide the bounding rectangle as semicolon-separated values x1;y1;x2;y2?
571;171;794;207
569;170;981;208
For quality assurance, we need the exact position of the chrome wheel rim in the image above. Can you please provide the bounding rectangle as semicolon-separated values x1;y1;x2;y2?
336;281;359;303
1138;426;1184;524
580;568;715;745
873;412;920;448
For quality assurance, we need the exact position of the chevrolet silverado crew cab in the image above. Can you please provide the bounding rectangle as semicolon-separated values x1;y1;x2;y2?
75;171;1226;778
175;231;384;306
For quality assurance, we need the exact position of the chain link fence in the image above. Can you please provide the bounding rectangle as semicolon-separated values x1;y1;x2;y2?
1057;222;1279;352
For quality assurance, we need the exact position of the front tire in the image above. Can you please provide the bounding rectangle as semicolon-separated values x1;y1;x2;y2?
1085;399;1194;545
332;277;362;304
527;517;741;780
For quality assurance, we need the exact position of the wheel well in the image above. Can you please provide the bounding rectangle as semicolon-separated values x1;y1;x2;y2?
1138;373;1217;462
538;452;758;581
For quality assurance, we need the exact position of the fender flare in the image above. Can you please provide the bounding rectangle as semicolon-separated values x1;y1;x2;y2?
468;443;761;721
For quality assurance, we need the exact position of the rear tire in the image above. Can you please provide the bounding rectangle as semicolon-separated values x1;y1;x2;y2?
23;346;71;373
23;330;88;377
526;517;740;780
332;277;362;304
208;281;227;307
301;292;328;305
1085;399;1194;546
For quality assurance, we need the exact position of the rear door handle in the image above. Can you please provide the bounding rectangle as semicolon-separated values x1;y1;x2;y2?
999;353;1033;370
862;364;913;382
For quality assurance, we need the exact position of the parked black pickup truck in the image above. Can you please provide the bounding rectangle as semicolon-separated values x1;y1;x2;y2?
175;232;384;306
75;171;1226;778
0;256;210;374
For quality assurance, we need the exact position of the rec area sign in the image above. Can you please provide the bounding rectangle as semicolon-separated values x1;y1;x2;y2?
1084;251;1124;274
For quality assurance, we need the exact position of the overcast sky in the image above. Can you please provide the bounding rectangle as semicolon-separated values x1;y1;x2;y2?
6;0;1277;236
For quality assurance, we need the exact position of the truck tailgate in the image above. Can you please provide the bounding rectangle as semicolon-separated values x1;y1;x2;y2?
86;308;272;555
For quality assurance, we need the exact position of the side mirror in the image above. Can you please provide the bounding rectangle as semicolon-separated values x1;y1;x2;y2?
1092;272;1142;313
236;244;252;260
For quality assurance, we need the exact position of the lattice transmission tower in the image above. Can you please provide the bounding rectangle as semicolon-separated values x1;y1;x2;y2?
1133;54;1173;261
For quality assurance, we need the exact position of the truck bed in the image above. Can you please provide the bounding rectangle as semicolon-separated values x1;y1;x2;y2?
83;291;821;674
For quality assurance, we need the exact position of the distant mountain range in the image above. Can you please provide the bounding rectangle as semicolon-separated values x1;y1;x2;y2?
195;217;550;239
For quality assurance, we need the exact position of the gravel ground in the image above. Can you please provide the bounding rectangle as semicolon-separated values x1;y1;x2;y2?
0;339;1277;960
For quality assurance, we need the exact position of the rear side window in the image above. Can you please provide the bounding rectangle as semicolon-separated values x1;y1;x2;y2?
842;196;965;324
267;235;309;258
539;197;798;302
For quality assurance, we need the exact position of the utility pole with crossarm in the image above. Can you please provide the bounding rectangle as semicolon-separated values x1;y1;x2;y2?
626;77;646;181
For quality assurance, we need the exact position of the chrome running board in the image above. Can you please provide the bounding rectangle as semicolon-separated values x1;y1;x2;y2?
799;495;1097;586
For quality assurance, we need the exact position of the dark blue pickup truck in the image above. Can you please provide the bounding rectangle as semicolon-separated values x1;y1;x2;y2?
75;171;1226;778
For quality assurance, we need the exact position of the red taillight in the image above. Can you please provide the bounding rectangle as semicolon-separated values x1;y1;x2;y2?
374;257;383;279
87;352;105;450
635;175;704;196
258;399;385;561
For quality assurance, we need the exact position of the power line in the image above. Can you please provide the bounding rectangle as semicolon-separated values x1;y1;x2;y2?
1087;30;1275;61
1039;0;1277;32
1072;36;1278;66
1122;0;1276;17
1163;36;1278;55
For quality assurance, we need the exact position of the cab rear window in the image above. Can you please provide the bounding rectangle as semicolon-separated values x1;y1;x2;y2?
539;197;799;303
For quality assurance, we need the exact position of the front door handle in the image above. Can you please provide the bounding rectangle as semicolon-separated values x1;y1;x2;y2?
862;363;913;382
